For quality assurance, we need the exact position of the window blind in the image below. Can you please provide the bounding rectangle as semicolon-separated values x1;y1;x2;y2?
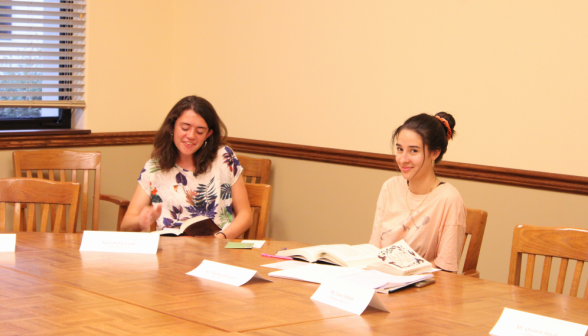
0;0;85;115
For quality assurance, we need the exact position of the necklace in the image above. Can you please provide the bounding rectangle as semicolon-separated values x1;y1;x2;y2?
406;180;438;216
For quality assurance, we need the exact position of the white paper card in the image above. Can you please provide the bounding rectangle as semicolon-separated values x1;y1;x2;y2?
269;264;365;284
241;240;265;248
79;231;159;254
339;270;433;289
0;234;16;252
311;279;389;315
187;260;272;286
490;308;588;336
261;260;308;270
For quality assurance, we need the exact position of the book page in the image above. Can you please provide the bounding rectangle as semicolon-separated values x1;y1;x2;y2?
277;244;349;262
379;239;429;269
320;245;378;262
351;244;380;255
269;264;364;284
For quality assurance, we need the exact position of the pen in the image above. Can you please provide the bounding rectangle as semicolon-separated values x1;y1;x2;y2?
261;253;293;260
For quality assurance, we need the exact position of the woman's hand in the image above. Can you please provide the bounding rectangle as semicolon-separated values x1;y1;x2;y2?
139;204;162;231
121;185;161;232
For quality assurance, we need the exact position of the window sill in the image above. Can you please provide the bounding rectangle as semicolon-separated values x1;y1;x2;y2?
0;130;155;150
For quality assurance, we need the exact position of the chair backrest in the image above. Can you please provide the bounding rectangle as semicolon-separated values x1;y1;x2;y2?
0;178;80;233
239;155;272;184
508;224;588;299
243;183;272;240
13;150;101;232
461;208;488;277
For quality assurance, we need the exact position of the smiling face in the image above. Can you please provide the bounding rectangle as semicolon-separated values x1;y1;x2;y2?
173;109;213;162
395;129;438;182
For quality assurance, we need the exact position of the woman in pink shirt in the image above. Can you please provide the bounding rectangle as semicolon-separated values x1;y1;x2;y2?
368;112;466;272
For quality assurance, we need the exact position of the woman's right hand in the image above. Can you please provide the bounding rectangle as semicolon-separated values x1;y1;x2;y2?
121;185;162;232
139;203;162;231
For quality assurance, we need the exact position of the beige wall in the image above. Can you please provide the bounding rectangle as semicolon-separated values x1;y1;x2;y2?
84;1;588;176
169;1;588;177
85;0;175;132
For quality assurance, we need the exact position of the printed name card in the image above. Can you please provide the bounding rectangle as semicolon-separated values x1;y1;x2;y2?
0;234;16;252
241;240;265;248
311;279;390;315
490;308;588;336
187;260;272;286
79;231;160;254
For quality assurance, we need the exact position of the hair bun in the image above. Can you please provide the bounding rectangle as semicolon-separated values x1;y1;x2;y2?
434;112;456;140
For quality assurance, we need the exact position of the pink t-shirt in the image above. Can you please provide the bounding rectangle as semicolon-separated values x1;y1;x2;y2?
368;176;466;272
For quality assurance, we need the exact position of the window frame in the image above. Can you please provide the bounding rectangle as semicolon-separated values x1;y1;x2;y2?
0;0;84;131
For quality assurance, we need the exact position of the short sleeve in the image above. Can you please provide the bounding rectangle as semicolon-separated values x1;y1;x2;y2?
219;146;243;185
137;159;156;197
433;193;467;272
368;181;389;248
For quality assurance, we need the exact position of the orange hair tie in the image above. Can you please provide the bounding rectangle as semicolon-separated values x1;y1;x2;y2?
435;116;452;141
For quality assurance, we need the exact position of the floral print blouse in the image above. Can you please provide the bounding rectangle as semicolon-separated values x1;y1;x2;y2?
138;146;243;230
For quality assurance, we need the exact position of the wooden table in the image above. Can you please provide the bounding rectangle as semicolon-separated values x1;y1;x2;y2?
1;233;587;335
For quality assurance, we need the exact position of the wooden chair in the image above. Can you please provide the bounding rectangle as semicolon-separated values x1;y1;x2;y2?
13;150;130;232
239;155;272;184
0;178;80;233
508;224;588;299
243;183;272;240
461;208;488;277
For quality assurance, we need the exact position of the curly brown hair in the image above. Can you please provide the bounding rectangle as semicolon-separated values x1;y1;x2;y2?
152;95;227;174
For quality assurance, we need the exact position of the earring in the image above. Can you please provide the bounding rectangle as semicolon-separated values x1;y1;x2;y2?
202;140;207;148
432;160;435;168
170;132;174;138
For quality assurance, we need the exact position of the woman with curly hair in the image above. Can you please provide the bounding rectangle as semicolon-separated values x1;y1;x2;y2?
121;95;251;239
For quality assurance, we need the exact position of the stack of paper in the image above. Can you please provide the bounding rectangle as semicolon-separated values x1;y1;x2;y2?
268;264;433;293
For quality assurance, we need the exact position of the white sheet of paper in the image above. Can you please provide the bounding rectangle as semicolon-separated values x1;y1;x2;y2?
269;264;365;284
490;308;588;336
338;270;433;289
261;260;308;270
187;260;272;286
79;231;159;254
241;240;265;248
311;278;390;315
0;234;16;252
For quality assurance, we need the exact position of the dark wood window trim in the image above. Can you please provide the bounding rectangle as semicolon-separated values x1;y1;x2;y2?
0;129;90;136
1;131;587;196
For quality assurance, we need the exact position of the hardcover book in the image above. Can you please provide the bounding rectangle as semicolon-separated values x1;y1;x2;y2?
151;216;220;237
275;244;381;268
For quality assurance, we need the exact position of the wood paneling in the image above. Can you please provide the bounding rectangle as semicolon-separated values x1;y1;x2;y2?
1;131;587;195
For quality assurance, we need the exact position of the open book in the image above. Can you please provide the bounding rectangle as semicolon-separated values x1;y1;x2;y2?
275;244;381;268
366;239;432;276
151;216;220;237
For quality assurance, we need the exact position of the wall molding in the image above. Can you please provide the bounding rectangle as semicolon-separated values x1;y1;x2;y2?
1;131;587;195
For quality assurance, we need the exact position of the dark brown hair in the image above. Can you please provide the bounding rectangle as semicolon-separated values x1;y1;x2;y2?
152;95;227;174
392;112;456;164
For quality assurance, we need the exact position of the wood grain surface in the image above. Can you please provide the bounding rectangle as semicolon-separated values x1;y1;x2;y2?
1;233;587;335
0;268;227;335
